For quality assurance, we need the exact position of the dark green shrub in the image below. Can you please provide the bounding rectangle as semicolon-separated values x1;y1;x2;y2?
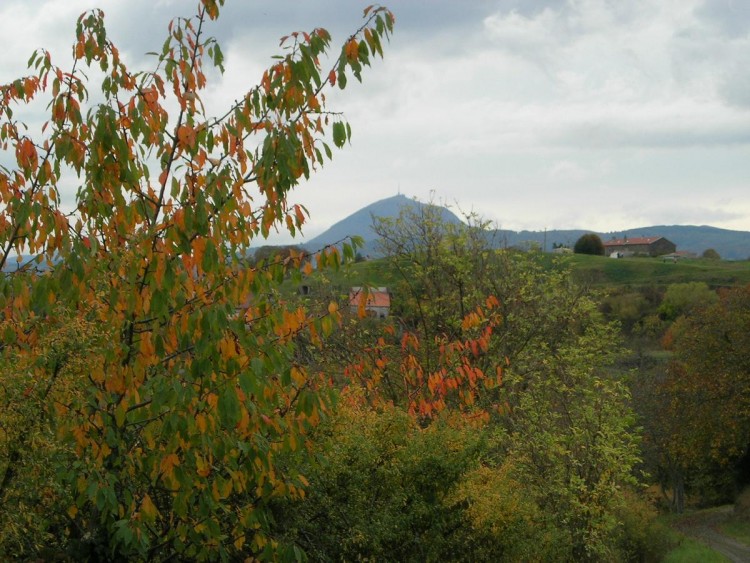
574;233;605;255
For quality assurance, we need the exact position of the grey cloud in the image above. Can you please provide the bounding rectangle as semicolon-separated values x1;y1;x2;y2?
491;0;568;18
720;61;750;108
92;1;385;69
694;0;750;38
551;121;750;149
641;206;744;225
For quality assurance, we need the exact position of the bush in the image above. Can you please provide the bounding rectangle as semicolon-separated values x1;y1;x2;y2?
702;248;721;260
270;401;484;560
614;490;676;562
603;291;650;332
271;399;559;561
446;463;562;561
658;282;718;321
574;233;605;255
735;487;750;521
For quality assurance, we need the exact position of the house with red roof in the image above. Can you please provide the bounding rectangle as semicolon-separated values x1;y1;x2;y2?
349;286;391;318
603;236;676;257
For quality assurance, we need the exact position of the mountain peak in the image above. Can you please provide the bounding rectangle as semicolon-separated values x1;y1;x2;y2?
303;194;462;254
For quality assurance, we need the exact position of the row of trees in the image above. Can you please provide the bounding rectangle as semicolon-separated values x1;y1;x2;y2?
598;275;750;512
628;284;750;512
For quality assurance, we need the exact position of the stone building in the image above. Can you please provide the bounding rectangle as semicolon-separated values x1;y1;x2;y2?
603;236;676;257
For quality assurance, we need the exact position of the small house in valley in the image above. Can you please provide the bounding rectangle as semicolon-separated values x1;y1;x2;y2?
603;236;676;257
349;287;391;318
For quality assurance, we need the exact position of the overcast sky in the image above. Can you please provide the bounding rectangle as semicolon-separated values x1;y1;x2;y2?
2;0;749;243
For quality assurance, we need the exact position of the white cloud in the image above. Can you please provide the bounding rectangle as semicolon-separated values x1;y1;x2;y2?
548;160;592;182
1;0;749;239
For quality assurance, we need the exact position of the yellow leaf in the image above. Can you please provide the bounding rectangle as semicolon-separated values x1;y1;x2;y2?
196;455;211;478
160;453;180;479
196;412;207;433
221;478;233;498
141;493;158;521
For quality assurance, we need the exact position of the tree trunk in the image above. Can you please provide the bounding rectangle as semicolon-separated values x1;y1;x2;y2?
672;470;685;513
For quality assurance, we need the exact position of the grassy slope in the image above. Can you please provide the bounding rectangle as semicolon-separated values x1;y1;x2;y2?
566;254;750;288
662;536;730;563
319;254;750;293
720;518;750;545
661;506;750;562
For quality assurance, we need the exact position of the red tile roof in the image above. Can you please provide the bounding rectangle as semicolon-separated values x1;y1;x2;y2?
603;236;663;246
349;287;391;308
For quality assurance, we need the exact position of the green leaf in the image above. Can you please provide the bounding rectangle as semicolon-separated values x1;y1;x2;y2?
218;387;241;429
332;122;346;148
202;239;218;272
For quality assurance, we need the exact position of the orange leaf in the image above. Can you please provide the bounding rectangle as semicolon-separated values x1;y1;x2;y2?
196;455;211;477
294;204;306;225
143;87;159;107
262;71;271;93
345;39;359;61
177;125;196;149
16;138;38;170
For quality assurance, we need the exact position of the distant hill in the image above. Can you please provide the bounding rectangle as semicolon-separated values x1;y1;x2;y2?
606;225;750;261
303;194;463;256
500;226;750;261
301;195;750;260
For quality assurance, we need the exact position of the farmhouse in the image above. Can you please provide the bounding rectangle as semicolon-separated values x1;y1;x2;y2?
349;286;391;318
603;236;676;257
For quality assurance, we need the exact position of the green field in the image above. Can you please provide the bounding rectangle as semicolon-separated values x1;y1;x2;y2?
566;254;750;288
311;253;750;293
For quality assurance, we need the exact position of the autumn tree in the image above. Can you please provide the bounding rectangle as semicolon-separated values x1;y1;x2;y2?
642;285;750;511
503;317;641;560
0;303;100;556
0;1;393;559
331;204;648;559
356;202;622;421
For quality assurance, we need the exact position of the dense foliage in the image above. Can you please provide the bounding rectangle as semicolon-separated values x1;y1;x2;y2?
604;280;750;513
574;233;605;255
0;1;393;559
334;204;653;560
658;285;750;510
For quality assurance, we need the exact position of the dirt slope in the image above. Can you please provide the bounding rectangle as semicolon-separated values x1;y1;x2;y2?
674;505;750;563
